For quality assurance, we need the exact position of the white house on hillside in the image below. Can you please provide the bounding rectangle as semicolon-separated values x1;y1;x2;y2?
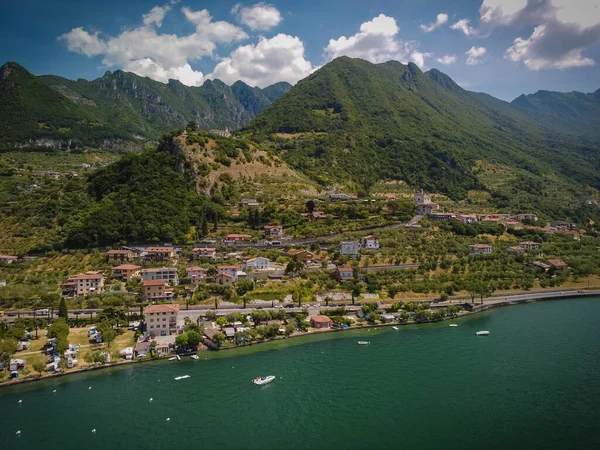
361;236;380;249
340;241;360;256
242;257;270;271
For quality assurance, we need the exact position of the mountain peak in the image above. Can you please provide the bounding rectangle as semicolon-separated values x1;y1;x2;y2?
0;62;33;82
426;68;464;93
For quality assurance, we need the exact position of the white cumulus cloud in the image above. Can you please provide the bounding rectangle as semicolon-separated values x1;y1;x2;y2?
206;34;315;87
410;51;432;68
479;0;600;70
436;54;457;65
324;14;419;64
420;13;449;32
231;2;283;30
58;5;249;86
465;46;487;65
450;18;477;36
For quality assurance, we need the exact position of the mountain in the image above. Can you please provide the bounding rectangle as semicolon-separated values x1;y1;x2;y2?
511;89;600;139
0;62;291;150
242;57;600;215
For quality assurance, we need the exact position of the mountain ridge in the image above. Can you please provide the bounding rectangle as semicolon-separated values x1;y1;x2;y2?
0;61;291;149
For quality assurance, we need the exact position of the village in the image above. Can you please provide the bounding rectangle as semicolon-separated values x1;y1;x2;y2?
1;186;590;383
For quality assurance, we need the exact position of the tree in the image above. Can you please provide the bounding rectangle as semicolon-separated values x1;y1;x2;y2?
58;298;68;319
212;332;225;346
185;120;198;132
205;310;217;321
236;278;255;297
33;361;46;376
175;333;189;348
187;330;202;348
306;199;316;213
0;338;18;365
96;321;116;348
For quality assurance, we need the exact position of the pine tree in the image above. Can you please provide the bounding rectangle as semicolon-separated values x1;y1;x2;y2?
58;298;68;319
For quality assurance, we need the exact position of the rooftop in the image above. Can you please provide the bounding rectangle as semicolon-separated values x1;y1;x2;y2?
145;304;180;313
311;315;333;323
114;264;141;270
142;280;166;286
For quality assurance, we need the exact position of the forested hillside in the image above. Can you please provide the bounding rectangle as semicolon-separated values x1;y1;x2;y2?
243;57;600;216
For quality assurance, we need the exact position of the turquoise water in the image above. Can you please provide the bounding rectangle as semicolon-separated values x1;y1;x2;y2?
1;298;599;450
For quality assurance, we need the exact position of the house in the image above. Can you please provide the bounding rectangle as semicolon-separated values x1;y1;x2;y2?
155;344;170;357
113;264;142;282
547;259;568;270
516;214;537;222
288;250;315;263
145;246;174;261
142;267;179;285
192;247;217;260
311;211;327;220
469;244;493;254
242;257;270;272
145;303;180;336
0;254;19;264
218;265;239;278
336;267;354;281
134;341;151;357
142;280;173;302
223;234;251;246
381;314;396;323
414;189;431;205
340;241;360;257
186;267;206;284
429;212;456;221
519;241;540;251
0;280;6;287
456;214;478;224
415;203;439;215
9;359;26;371
67;272;105;296
264;225;283;239
329;193;350;201
215;273;234;285
241;198;260;207
529;261;552;271
553;221;577;231
203;328;221;340
210;128;231;138
310;315;333;329
361;235;380;249
507;246;526;254
105;249;134;263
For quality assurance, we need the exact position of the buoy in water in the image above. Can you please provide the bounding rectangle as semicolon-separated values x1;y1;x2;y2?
166;418;170;422
18;400;22;404
149;398;153;402
16;431;21;435
92;429;96;433
88;387;92;390
52;390;56;393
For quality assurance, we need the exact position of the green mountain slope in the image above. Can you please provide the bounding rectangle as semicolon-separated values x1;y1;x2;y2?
0;62;291;149
243;57;600;215
511;89;600;139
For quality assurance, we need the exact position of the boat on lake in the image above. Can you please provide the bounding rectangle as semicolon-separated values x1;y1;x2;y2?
476;331;490;336
174;375;190;381
190;355;199;360
392;326;399;330
449;324;458;327
168;355;181;361
358;341;370;345
253;375;275;385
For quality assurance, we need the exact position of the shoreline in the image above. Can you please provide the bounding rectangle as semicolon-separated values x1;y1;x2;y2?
2;291;598;389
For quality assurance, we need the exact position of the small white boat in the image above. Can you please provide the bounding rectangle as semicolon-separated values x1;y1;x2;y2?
449;324;458;327
190;355;199;360
168;356;178;361
392;326;399;330
358;341;370;345
174;375;190;381
253;375;276;385
476;331;490;336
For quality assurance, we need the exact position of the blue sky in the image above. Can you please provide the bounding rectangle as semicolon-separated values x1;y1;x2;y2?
1;0;599;100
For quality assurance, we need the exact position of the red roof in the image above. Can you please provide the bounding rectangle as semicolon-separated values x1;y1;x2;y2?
311;315;333;323
145;304;179;314
363;235;376;239
69;273;104;280
218;265;238;269
114;264;141;270
186;267;206;272
337;267;353;271
225;234;251;238
142;280;166;286
106;249;132;255
216;273;233;279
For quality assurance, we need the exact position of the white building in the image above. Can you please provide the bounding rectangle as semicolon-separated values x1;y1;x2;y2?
340;241;360;256
518;241;540;251
217;265;248;281
469;244;493;254
145;304;180;337
186;267;206;284
142;267;179;285
67;272;105;297
242;257;270;271
361;235;380;249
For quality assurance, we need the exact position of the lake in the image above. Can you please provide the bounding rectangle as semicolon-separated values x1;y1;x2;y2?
1;298;599;450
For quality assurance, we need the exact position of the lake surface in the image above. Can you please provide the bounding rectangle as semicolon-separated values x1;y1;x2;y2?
1;298;600;450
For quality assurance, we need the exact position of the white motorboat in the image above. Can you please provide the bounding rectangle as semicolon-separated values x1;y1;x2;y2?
168;356;179;361
357;341;370;345
476;331;490;336
252;375;276;385
449;324;458;327
190;355;199;360
392;326;399;330
174;375;191;381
